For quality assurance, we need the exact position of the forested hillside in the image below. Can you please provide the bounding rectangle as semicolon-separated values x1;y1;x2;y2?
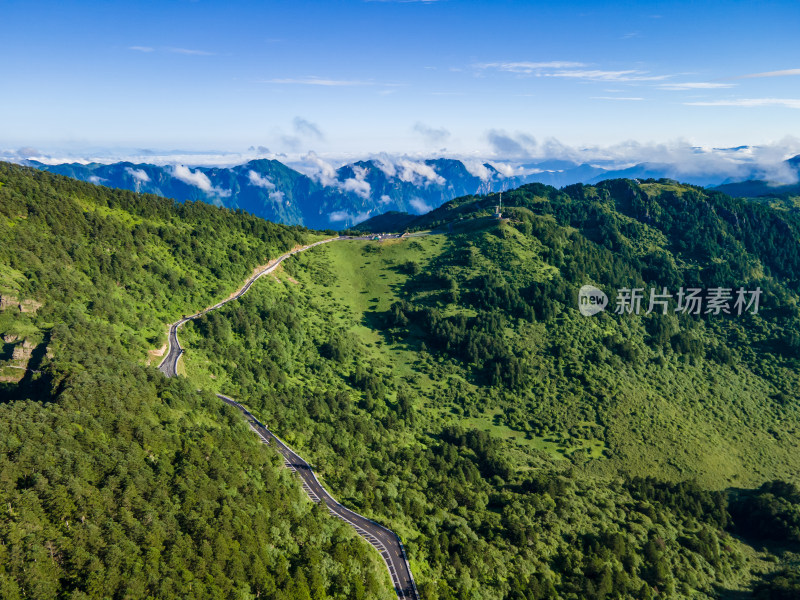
3;162;800;599
0;163;393;600
181;179;800;598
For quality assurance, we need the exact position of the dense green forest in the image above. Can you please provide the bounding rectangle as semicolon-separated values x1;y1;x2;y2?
0;163;393;599
3;162;800;599
181;179;800;598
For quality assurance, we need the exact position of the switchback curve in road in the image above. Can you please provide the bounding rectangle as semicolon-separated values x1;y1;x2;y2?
157;234;410;376
158;236;338;377
157;234;420;600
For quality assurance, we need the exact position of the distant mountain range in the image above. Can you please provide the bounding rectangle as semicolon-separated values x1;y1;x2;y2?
709;156;800;199
24;153;800;229
28;158;501;229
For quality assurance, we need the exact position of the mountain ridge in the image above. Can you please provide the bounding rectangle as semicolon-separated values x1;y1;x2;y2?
25;154;800;229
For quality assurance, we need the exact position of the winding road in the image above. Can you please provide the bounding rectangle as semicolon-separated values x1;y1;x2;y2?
158;234;420;600
158;236;340;378
218;393;419;600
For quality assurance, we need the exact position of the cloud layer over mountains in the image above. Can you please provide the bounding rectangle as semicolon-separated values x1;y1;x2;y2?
8;143;800;230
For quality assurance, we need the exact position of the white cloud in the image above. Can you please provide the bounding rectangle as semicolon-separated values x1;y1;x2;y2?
372;156;397;177
280;117;325;151
248;170;276;189
19;135;800;192
685;98;800;109
172;165;231;197
409;197;433;213
17;146;41;157
341;165;371;198
125;167;150;182
752;142;800;183
167;47;214;56
487;130;537;157
413;122;451;145
301;151;339;186
379;194;392;205
328;210;371;224
262;77;372;86
328;210;350;223
562;137;800;183
268;190;285;204
129;46;212;55
298;153;372;198
293;117;324;140
476;61;668;82
342;177;371;198
368;155;452;185
462;160;494;181
489;162;520;178
329;210;350;222
88;175;106;184
735;68;800;79
397;160;445;185
591;96;645;101
545;69;668;82
658;82;735;90
425;134;800;185
23;149;261;168
173;165;212;190
476;61;586;73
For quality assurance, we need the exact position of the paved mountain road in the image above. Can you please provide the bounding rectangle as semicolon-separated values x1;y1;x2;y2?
158;234;420;600
158;236;339;377
218;394;419;600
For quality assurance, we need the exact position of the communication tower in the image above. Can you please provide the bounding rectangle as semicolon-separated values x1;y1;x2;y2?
494;192;503;219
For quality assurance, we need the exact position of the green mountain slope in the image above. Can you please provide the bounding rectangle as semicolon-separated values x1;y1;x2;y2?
0;163;393;600
180;179;800;598
3;162;800;599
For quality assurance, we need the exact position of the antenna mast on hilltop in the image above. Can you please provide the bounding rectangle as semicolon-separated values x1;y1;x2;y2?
494;192;503;220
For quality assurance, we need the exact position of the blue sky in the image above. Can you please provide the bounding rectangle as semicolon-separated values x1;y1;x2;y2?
2;0;800;159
